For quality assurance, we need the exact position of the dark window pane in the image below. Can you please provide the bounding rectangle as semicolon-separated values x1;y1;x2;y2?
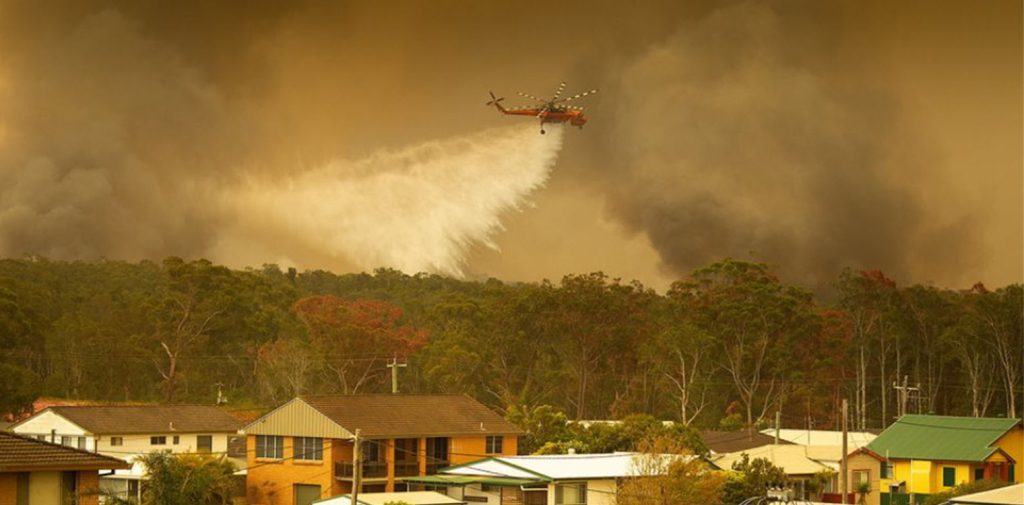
943;467;956;487
197;435;213;453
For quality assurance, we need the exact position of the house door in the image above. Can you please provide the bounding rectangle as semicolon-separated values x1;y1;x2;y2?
294;484;321;505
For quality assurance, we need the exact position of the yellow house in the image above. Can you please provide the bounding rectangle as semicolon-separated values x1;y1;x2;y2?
242;394;522;505
863;415;1022;505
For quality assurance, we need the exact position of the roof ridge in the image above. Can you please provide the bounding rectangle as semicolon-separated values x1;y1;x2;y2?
899;414;1018;421
300;393;468;398
51;403;227;408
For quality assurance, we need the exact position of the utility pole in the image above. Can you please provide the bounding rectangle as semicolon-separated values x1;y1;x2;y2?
841;399;849;505
775;411;781;445
352;429;362;505
387;356;407;394
892;375;921;419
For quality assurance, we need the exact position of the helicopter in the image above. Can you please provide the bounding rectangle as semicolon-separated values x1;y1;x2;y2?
485;82;598;134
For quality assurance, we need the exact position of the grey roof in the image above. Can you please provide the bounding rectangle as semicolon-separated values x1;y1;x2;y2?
703;430;792;454
42;405;242;435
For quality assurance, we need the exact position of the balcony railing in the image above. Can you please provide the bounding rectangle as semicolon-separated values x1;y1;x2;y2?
394;461;420;477
334;461;389;479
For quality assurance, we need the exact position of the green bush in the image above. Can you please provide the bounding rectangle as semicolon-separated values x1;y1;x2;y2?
921;479;1008;505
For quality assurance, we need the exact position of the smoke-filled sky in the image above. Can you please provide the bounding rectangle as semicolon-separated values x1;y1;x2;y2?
0;0;1020;291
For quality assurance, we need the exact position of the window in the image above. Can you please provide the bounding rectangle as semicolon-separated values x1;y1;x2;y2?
486;436;503;454
881;462;893;479
61;435;75;447
256;435;284;459
197;435;213;453
294;437;323;461
853;470;870;487
974;467;985;481
111;437;123;446
35;435;47;441
482;483;500;493
172;435;180;445
151;436;167;445
1010;464;1016;483
77;437;86;450
942;467;956;487
555;482;587;505
364;439;383;463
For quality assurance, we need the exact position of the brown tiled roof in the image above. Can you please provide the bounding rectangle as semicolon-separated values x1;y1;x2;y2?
300;395;523;438
40;405;242;435
0;432;131;472
702;430;792;454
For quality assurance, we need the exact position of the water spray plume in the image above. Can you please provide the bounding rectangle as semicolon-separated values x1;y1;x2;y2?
230;124;564;275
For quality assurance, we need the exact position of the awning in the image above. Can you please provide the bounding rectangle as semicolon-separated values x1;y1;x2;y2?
402;474;548;488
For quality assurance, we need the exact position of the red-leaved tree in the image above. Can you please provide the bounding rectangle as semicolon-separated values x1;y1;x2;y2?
293;296;428;394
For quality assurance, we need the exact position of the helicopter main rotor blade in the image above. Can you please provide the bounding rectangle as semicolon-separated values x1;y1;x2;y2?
516;91;547;103
556;89;598;104
551;81;566;101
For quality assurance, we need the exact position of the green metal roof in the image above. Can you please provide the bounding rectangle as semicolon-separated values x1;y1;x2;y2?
867;415;1020;462
401;474;548;487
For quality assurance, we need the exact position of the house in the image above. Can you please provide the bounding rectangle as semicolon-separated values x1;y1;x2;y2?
241;394;523;505
404;452;690;505
10;404;244;501
860;415;1022;505
312;491;465;505
734;428;878;501
712;444;838;500
0;431;131;505
844;447;885;505
946;483;1024;505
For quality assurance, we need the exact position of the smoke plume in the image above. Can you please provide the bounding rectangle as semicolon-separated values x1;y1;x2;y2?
592;3;925;285
222;125;563;275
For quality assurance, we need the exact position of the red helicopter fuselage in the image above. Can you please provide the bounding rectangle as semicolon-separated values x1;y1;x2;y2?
485;87;595;134
495;104;588;128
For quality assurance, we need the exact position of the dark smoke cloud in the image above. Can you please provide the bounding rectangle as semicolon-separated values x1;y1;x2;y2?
0;0;1017;288
589;2;929;286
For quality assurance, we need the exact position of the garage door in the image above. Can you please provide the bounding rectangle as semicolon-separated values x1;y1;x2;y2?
294;484;322;505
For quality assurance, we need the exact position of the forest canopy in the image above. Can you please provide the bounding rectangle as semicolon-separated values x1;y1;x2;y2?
0;257;1020;430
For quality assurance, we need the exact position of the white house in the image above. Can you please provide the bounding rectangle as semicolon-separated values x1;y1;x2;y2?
404;452;689;505
10;404;243;501
312;491;465;505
